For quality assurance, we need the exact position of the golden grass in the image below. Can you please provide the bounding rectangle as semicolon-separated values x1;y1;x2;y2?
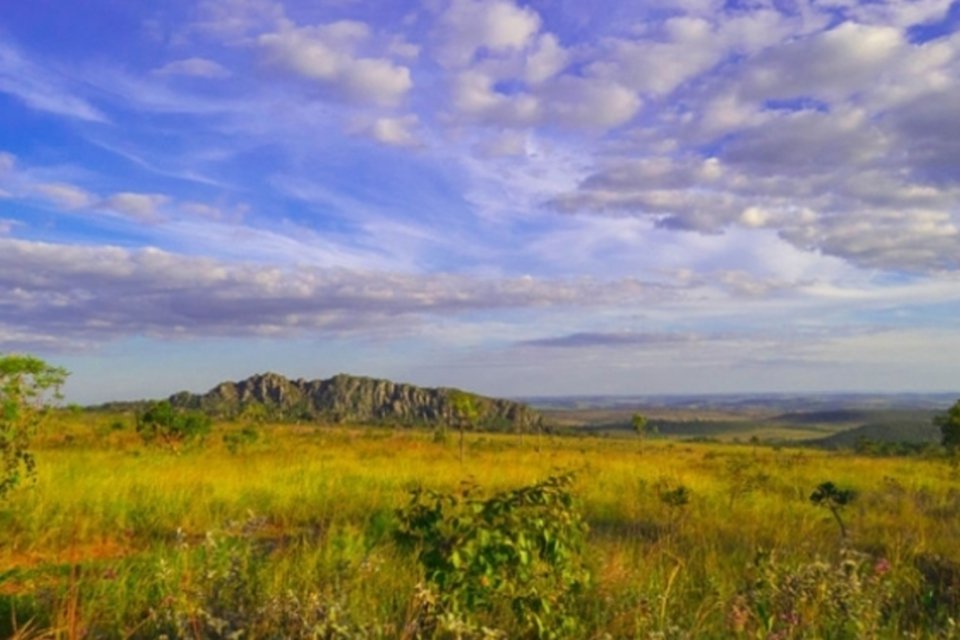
1;415;959;637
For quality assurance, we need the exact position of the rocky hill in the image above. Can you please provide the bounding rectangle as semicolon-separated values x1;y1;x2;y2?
168;372;543;432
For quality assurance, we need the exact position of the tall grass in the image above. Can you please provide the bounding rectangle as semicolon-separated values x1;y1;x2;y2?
1;415;958;637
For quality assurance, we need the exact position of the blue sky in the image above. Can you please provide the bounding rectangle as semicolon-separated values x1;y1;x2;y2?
2;0;959;403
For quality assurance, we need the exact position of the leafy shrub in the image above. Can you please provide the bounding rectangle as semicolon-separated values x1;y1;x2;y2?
0;355;68;498
395;473;589;638
136;401;211;451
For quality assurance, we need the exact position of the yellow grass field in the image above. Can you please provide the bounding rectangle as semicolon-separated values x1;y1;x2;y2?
2;413;959;638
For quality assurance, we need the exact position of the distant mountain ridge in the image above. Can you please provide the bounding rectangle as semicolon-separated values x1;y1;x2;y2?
168;372;543;431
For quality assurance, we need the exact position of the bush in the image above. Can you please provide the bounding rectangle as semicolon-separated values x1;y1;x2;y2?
136;401;211;451
0;355;68;498
395;473;589;638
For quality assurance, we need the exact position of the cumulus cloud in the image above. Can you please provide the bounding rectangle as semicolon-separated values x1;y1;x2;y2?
738;22;904;104
543;76;641;130
434;0;541;67
153;57;231;78
258;20;412;106
524;34;569;85
451;70;540;125
543;7;960;272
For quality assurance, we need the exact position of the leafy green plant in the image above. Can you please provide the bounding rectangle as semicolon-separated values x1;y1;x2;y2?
136;400;211;451
450;390;481;465
0;354;68;498
395;473;589;638
810;481;857;539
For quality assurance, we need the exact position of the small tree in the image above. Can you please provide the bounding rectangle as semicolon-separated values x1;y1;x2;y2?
137;400;211;451
632;413;655;450
810;481;856;539
450;390;480;466
0;355;68;498
935;399;960;456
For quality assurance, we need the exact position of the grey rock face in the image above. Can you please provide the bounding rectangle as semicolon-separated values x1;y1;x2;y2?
169;372;543;432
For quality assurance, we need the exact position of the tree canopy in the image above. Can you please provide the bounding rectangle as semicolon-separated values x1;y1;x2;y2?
0;354;68;497
935;399;960;453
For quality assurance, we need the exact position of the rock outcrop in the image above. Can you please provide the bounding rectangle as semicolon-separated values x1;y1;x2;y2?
169;372;543;432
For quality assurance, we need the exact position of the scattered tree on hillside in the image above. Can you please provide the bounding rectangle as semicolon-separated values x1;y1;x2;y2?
935;399;960;456
0;355;68;498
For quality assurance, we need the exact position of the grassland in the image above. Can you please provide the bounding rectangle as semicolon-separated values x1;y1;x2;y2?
2;411;960;638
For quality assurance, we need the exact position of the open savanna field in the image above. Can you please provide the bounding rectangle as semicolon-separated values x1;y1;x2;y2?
3;412;960;639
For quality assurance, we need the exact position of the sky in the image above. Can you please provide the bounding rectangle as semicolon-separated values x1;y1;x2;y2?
1;0;960;403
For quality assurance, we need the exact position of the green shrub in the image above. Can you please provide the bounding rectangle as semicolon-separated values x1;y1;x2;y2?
395;473;589;638
136;401;211;451
0;355;68;497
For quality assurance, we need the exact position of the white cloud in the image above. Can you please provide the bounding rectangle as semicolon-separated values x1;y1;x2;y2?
33;183;97;209
524;34;569;84
435;0;541;67
153;57;231;78
258;21;412;106
367;115;420;147
101;193;170;222
451;70;540;125
0;238;674;348
739;22;904;103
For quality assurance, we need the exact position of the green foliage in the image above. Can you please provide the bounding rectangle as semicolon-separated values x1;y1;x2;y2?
935;400;960;454
450;390;481;464
450;391;482;425
395;474;589;638
631;413;649;438
136;400;211;450
810;481;857;539
0;354;68;498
